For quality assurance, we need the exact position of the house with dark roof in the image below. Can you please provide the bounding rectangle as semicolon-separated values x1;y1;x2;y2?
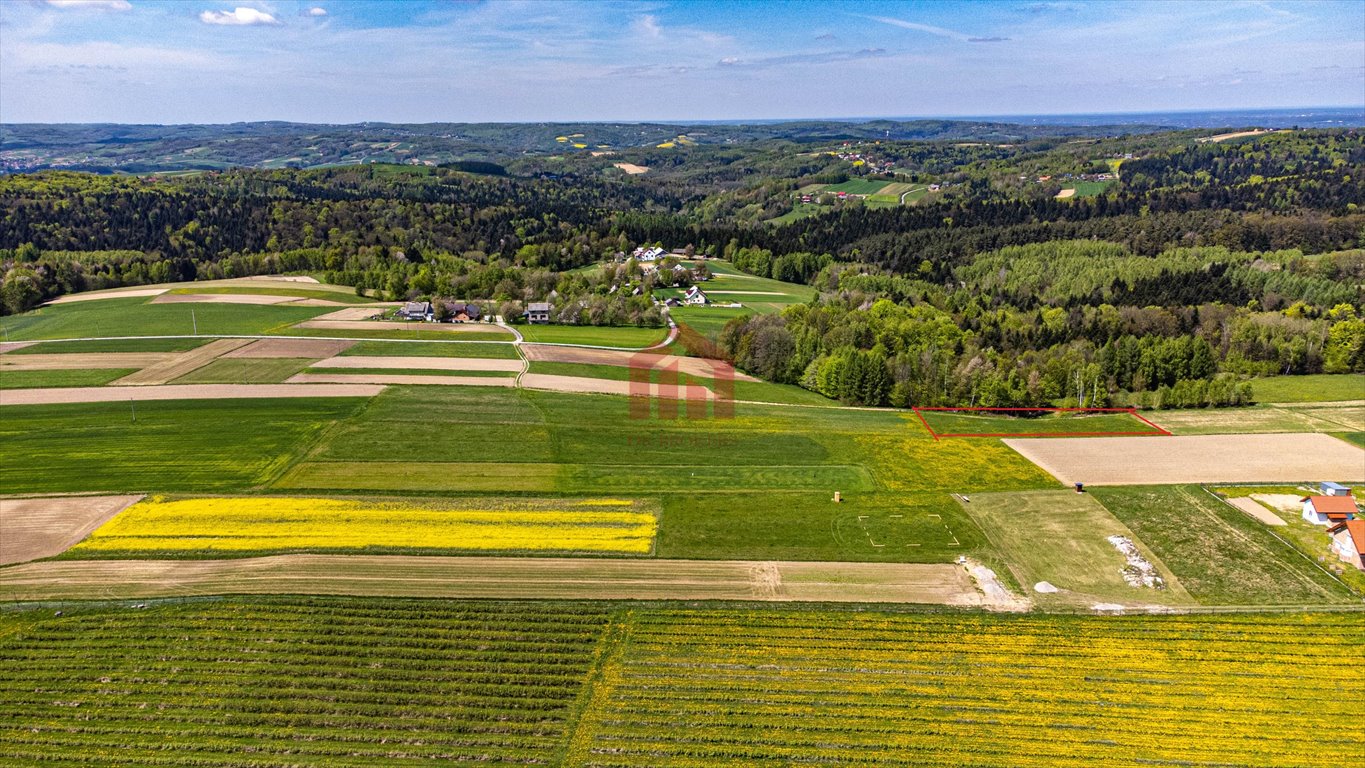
396;301;432;321
1328;519;1365;570
527;302;553;324
1302;495;1358;526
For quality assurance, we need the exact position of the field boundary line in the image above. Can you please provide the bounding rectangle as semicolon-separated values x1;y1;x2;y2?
559;609;632;765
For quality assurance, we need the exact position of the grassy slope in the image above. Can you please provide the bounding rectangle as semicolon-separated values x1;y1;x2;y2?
0;398;366;494
0;298;334;340
515;324;669;347
1250;374;1365;403
919;409;1161;436
1148;403;1364;434
1091;485;1356;605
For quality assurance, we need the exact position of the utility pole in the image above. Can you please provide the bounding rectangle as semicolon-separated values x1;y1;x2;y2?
130;399;137;423
192;309;198;336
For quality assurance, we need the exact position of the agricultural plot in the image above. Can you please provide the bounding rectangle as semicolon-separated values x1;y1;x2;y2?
960;490;1190;606
0;382;384;405
0;368;136;389
111;337;252;385
1147;402;1365;434
172;357;315;384
3;337;210;354
0;495;141;565
515;324;669;347
1004;433;1365;485
339;340;520;358
1092;485;1356;604
69;495;658;557
1249;373;1364;402
916;408;1165;437
0;398;367;494
820;178;891;195
571;608;1365;767
0;297;334;340
0;558;981;604
0;599;610;766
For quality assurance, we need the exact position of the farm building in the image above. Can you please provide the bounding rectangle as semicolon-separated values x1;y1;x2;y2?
1327;520;1365;570
1320;482;1353;497
439;301;481;322
683;286;709;306
396;301;433;321
1301;495;1358;526
632;246;667;262
526;302;553;324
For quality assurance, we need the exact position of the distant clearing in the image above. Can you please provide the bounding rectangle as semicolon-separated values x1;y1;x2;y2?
1198;128;1288;143
613;162;648;174
0;495;141;565
0;555;984;605
1005;433;1365;485
1055;188;1077;199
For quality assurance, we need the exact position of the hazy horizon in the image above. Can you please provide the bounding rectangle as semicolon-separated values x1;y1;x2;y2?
2;1;1361;124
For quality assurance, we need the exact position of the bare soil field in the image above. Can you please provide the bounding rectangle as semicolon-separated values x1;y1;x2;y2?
519;373;716;398
1054;188;1077;199
0;555;984;604
286;373;514;387
1226;497;1287;526
0;342;35;354
46;287;169;304
307;307;389;321
0;495;141;565
311;355;523;372
1198;129;1287;143
243;275;319;283
152;293;303;305
1251;493;1307;515
222;337;356;359
1;382;385;405
1004;433;1365;485
613;162;649;174
522;345;756;380
111;338;252;385
0;353;173;371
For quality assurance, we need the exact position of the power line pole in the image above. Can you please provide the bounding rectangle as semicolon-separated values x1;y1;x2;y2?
192;309;198;336
130;399;137;423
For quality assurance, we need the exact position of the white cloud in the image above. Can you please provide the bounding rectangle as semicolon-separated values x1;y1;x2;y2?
199;7;279;26
307;7;327;17
44;0;133;10
632;14;662;39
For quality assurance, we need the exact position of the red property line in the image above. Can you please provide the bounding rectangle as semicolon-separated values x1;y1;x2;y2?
912;407;1172;439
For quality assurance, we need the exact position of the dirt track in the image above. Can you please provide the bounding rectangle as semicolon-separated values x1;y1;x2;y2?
312;356;523;372
0;353;173;370
112;338;251;385
0;495;142;565
223;338;356;359
522;345;756;381
0;555;985;605
1;383;385;405
1004;433;1365;485
287;373;514;387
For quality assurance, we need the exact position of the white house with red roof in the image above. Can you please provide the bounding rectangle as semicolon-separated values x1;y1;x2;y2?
1328;519;1365;570
1302;494;1358;526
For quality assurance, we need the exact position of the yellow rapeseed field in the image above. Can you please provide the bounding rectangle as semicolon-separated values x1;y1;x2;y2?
74;496;657;555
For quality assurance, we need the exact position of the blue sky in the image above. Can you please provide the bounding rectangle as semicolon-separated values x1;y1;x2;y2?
1;0;1361;123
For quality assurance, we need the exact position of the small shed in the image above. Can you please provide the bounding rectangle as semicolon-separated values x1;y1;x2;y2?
1320;482;1353;497
1302;495;1358;526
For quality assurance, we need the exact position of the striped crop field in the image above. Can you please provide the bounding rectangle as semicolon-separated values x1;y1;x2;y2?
68;495;657;557
1;602;1361;766
570;609;1365;767
0;600;611;766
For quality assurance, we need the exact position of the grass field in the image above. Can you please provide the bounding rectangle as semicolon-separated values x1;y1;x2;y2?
515;324;668;347
1250;373;1364;402
769;202;825;224
339;340;520;358
521;361;833;405
69;495;657;557
0;297;332;340
918;409;1163;437
4;337;211;354
1091;485;1357;604
282;326;515;342
0;368;136;389
1148;403;1365;434
163;285;377;303
962;490;1190;605
172;357;314;384
820;178;891;195
0;398;365;494
3;601;1359;767
1059;179;1113;197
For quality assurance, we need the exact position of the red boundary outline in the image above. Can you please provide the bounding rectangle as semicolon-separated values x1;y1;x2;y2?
912;406;1172;441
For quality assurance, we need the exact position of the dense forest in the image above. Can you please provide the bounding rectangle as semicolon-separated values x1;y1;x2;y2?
2;125;1361;407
